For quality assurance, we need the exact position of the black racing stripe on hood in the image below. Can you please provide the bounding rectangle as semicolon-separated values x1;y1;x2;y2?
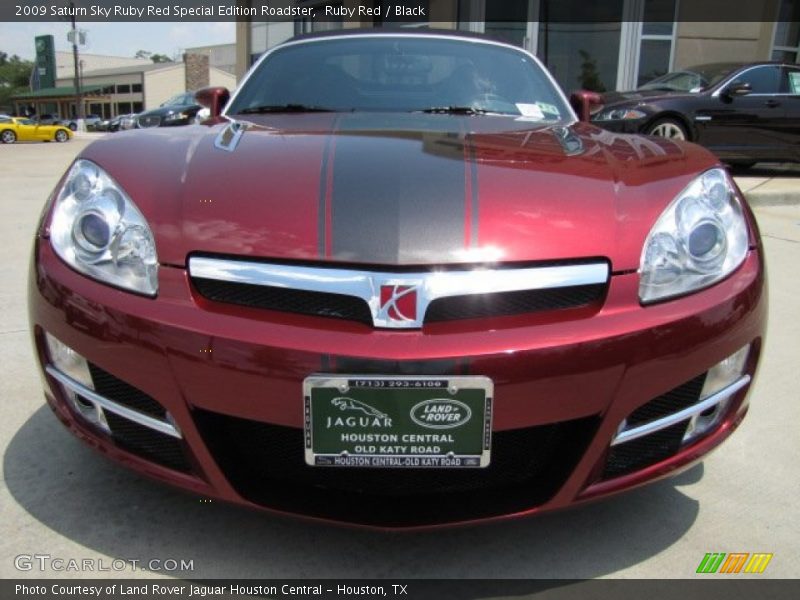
318;131;334;258
466;139;479;248
330;122;467;265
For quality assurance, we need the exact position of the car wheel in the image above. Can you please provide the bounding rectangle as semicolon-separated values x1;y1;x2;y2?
55;129;69;143
646;118;688;140
68;122;77;131
1;129;16;144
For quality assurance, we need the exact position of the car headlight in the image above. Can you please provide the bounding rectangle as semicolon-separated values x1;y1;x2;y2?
49;159;158;296
639;168;749;304
596;108;646;121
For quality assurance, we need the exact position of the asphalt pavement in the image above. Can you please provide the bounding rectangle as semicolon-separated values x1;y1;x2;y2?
1;137;798;581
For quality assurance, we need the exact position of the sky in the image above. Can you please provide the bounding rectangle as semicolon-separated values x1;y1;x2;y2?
1;22;236;61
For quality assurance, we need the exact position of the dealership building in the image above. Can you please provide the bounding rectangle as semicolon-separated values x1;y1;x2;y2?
234;0;799;92
11;47;236;120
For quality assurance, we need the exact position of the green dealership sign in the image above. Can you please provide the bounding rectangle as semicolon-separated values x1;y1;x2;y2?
34;35;56;89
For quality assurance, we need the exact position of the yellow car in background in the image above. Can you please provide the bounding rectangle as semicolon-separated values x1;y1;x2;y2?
0;116;72;144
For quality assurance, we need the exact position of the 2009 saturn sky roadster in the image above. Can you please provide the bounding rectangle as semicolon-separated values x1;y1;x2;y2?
28;30;766;528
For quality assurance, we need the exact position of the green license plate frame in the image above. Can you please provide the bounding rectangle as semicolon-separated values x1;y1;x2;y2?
303;375;493;468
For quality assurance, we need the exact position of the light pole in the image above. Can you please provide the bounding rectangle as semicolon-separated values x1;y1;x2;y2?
68;1;84;130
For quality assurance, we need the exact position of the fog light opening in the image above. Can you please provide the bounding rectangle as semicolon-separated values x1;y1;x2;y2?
683;345;750;444
44;333;111;434
700;345;750;399
44;332;94;390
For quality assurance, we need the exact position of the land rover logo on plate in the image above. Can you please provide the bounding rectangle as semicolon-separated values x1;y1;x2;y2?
410;398;472;430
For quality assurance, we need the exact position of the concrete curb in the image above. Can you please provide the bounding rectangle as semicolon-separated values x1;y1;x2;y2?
736;178;800;206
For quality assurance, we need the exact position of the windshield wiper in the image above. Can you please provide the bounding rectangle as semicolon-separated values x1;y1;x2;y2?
238;104;335;114
417;106;495;115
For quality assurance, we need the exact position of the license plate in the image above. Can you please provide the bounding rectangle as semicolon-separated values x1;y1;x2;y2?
303;375;493;468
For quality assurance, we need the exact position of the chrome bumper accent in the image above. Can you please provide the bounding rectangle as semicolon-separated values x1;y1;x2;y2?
188;256;609;329
46;365;182;439
611;375;751;446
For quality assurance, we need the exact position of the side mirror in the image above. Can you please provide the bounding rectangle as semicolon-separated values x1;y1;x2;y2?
569;90;604;122
195;87;231;118
723;82;752;97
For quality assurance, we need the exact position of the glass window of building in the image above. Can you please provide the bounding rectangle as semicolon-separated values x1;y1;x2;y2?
637;0;677;87
538;0;625;92
772;0;800;62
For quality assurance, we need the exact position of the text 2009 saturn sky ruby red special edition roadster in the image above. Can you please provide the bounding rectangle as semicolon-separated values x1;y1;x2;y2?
28;31;766;528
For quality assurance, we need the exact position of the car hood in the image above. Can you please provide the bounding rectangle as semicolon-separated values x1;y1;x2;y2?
74;113;718;272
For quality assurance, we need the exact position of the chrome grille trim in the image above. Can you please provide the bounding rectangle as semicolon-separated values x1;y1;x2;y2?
46;365;182;439
188;257;609;329
611;375;750;447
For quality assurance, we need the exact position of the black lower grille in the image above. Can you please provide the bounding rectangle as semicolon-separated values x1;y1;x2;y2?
192;277;373;325
104;412;192;473
88;363;166;419
603;421;689;480
425;284;605;322
602;373;707;480
84;364;192;473
194;410;598;526
625;373;707;427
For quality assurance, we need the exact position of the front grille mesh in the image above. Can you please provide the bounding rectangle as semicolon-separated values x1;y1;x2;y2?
625;374;707;427
192;277;374;325
426;283;605;322
104;412;192;473
603;422;689;480
89;363;166;419
194;410;599;527
86;364;192;474
602;372;708;480
191;260;607;326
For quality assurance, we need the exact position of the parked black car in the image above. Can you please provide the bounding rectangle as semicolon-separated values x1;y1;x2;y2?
592;62;800;166
135;92;201;128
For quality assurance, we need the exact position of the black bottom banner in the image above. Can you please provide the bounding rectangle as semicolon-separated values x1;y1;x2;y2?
3;579;800;600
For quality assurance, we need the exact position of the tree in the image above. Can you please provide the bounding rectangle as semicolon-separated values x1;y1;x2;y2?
0;52;35;113
135;50;171;64
577;50;606;93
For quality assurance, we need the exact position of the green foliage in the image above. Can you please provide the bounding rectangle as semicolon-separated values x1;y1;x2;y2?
0;51;35;113
577;50;606;93
135;50;171;63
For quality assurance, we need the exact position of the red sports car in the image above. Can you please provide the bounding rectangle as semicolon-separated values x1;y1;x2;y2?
28;31;766;529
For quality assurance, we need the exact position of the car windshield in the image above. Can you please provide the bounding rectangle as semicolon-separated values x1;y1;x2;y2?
228;35;571;121
162;93;193;106
638;63;742;92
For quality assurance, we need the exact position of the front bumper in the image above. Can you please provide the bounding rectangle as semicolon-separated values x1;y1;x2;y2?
29;239;767;529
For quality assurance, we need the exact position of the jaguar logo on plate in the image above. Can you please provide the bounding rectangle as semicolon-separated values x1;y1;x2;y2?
410;398;472;430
